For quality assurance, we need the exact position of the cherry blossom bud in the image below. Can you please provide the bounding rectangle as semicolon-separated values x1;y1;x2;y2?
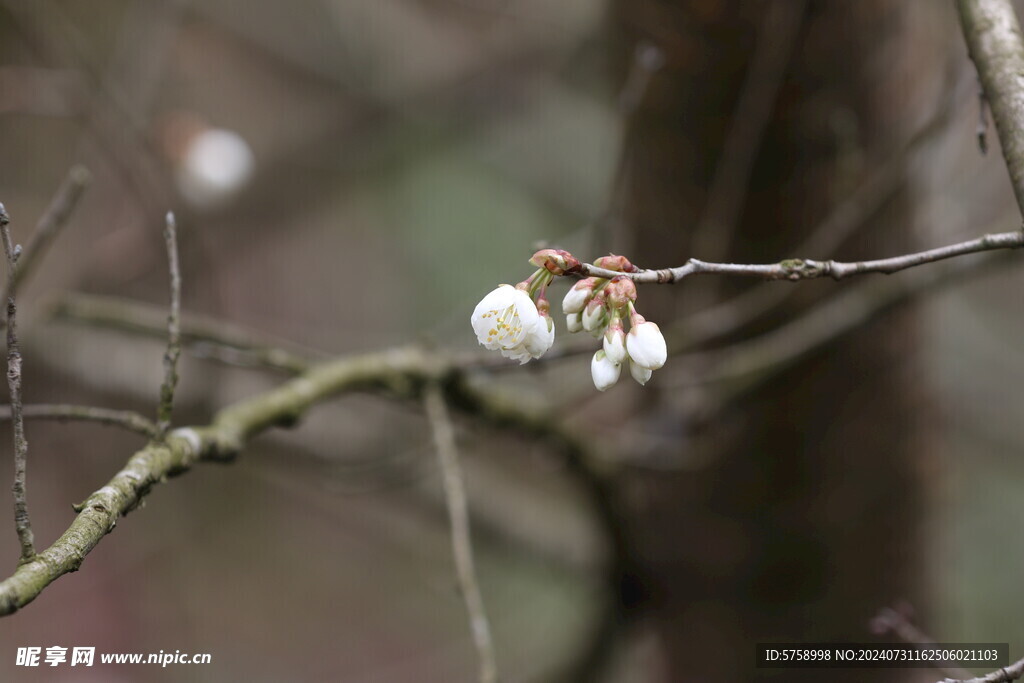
582;296;608;333
626;319;667;370
593;254;637;273
529;248;582;276
603;320;627;365
591;350;621;391
562;277;598;314
566;312;583;333
628;359;653;386
604;276;637;308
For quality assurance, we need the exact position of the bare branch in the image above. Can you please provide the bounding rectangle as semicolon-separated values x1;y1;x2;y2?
938;658;1024;683
156;212;181;439
0;404;157;438
580;230;1024;284
52;293;313;375
871;606;974;680
424;382;497;683
674;246;1019;390
680;78;960;342
958;0;1024;216
0;204;34;563
0;165;90;303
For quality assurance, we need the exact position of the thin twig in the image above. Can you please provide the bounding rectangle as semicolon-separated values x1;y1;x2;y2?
580;230;1024;284
51;293;313;375
0;166;90;306
0;204;34;562
871;606;974;680
0;404;157;438
424;382;498;683
156;212;181;439
678;76;960;343
939;658;1024;683
958;0;1024;217
672;246;1019;390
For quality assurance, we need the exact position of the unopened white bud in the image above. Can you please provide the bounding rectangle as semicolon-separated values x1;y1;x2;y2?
566;312;583;333
582;299;607;333
628;359;653;386
626;320;667;370
591;350;621;391
603;325;627;365
562;281;593;314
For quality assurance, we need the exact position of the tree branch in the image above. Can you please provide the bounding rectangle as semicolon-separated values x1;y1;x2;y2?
0;204;34;563
580;230;1024;283
0;404;157;438
939;658;1024;683
958;0;1024;217
51;293;313;375
424;382;497;683
678;247;1019;388
156;212;181;439
0;165;90;303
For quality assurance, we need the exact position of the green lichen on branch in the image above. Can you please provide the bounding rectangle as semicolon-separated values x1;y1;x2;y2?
0;347;459;613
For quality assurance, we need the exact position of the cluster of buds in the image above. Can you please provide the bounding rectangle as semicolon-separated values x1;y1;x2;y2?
470;250;580;364
471;250;667;391
561;255;666;390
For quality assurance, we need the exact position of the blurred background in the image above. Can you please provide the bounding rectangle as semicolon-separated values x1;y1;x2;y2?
0;0;1022;681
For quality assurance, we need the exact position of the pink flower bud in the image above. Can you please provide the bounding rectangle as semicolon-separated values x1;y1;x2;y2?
593;254;637;273
604;276;637;308
529;248;582;276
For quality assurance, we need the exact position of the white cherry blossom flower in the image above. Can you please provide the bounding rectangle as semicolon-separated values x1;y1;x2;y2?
566;313;583;333
471;285;552;363
524;315;555;357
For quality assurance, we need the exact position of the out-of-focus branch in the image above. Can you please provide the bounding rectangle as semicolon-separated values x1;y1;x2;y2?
939;659;1024;683
51;293;313;375
0;404;156;438
674;246;1019;391
871;606;974;680
689;0;806;268
0;343;630;683
0;205;34;563
156;212;181;439
581;230;1024;283
958;0;1024;217
424;382;497;683
680;76;960;343
0;165;90;303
